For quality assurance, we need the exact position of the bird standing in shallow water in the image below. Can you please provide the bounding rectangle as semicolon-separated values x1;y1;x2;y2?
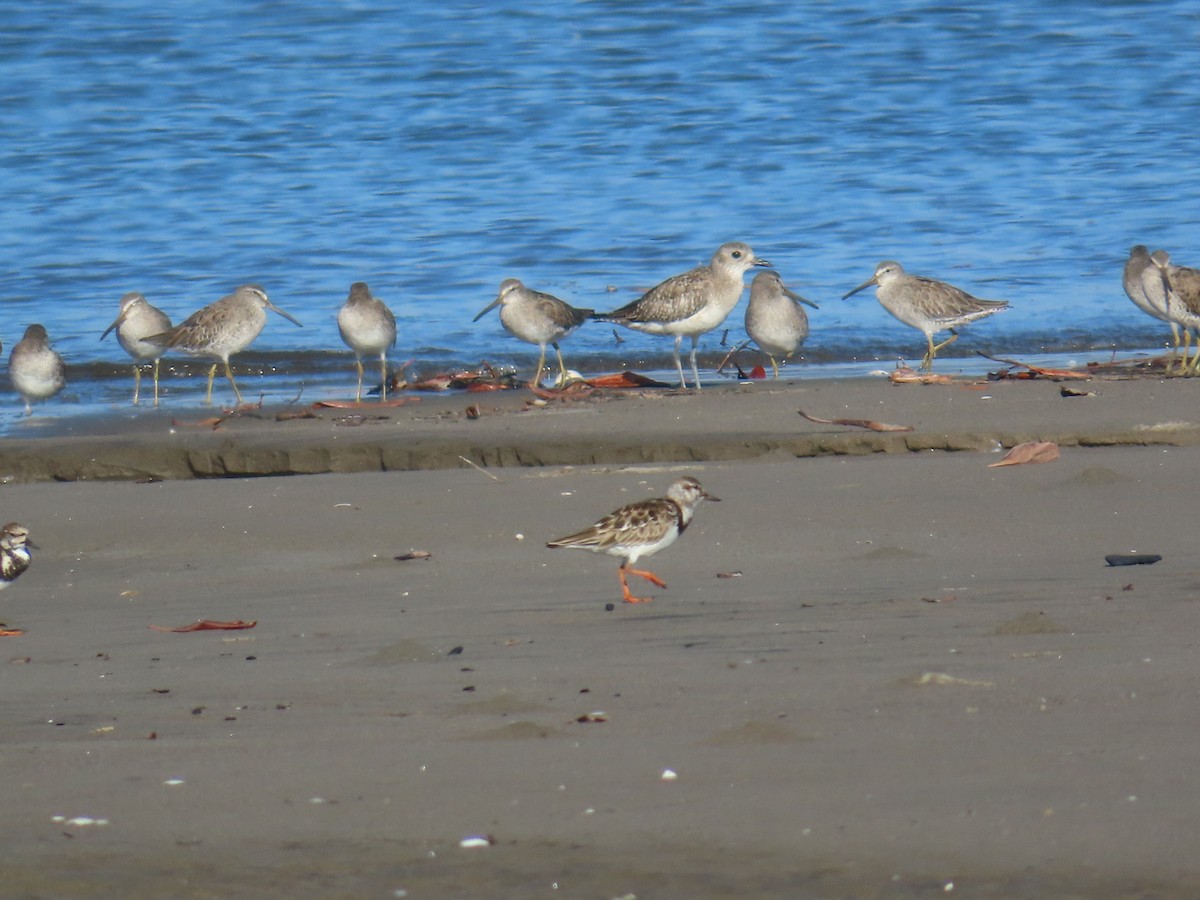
547;477;719;604
594;242;771;390
338;282;397;401
744;270;819;379
0;522;34;636
842;261;1009;371
101;292;172;406
147;285;302;406
9;324;66;415
473;279;592;386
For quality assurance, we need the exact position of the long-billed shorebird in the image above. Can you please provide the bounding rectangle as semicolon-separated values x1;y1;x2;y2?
1142;250;1200;374
0;522;33;636
8;324;66;415
101;292;172;406
473;278;592;386
146;284;302;406
546;477;719;604
1123;245;1181;364
338;282;397;401
594;242;771;389
842;260;1009;370
744;270;819;379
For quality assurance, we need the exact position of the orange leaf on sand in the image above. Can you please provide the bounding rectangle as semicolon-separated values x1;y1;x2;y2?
585;372;672;389
0;627;25;637
149;619;257;632
988;441;1060;467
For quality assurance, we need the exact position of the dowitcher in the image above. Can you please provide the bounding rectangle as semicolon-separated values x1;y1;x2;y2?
473;278;592;386
101;292;172;406
842;260;1009;370
594;242;771;389
337;282;397;401
8;324;66;415
547;477;719;604
744;270;819;379
1143;250;1200;374
147;285;302;405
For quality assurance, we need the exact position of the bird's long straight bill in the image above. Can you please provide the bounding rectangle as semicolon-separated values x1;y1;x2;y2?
268;302;304;327
472;296;502;323
841;277;876;300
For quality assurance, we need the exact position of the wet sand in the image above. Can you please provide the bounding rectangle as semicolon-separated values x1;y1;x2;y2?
3;374;1200;897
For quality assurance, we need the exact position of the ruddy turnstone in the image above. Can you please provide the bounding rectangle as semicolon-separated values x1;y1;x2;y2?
8;324;66;415
101;291;172;406
146;284;302;405
0;522;33;636
744;270;819;379
338;281;397;401
547;477;719;604
594;242;771;389
473;278;592;386
842;260;1009;371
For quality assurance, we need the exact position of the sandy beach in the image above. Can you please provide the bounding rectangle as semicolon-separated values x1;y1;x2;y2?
4;372;1200;898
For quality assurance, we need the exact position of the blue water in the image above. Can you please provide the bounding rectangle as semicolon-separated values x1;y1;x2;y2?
3;1;1200;424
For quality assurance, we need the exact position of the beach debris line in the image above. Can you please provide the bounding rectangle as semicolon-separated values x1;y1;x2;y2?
1104;554;1162;567
148;619;257;632
987;441;1060;467
797;409;914;433
978;352;1091;380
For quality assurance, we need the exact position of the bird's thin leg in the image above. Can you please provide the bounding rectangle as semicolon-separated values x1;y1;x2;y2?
354;357;365;402
552;342;568;384
204;364;218;405
671;335;687;388
689;335;702;390
151;359;161;407
625;565;667;589
769;356;781;380
224;361;243;405
132;365;142;406
379;353;388;401
534;345;547;388
1169;323;1182;369
1179;329;1193;376
925;330;959;370
617;564;660;604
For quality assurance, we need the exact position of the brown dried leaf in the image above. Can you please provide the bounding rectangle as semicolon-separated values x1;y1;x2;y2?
148;619;257;633
988;441;1060;467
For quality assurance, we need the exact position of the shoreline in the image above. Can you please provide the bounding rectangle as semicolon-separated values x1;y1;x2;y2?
1;370;1197;483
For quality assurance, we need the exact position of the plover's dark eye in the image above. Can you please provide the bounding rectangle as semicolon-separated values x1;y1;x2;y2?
731;250;742;259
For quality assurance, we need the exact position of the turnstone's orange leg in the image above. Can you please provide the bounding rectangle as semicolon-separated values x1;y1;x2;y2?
618;565;667;603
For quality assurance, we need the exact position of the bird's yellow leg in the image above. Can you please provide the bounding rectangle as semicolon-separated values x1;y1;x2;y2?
553;342;569;385
379;354;388;402
204;364;218;405
354;358;365;402
533;346;547;388
224;361;243;405
769;356;781;380
132;365;142;406
151;359;161;407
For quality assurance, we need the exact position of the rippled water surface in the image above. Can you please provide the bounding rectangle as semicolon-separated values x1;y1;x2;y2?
3;1;1200;424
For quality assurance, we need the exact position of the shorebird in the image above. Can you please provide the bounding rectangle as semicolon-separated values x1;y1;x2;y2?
842;261;1009;370
473;278;592;386
1142;250;1200;374
146;285;302;405
8;324;66;415
546;477;719;604
338;282;397;401
1123;245;1181;365
744;270;819;379
0;522;33;636
101;292;172;406
594;242;771;389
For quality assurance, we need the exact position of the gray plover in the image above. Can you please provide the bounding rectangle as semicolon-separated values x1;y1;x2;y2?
0;522;33;635
147;285;302;405
594;242;771;389
1143;250;1200;374
101;291;172;406
744;270;819;379
842;261;1009;370
546;477;719;604
338;282;397;401
8;324;66;415
473;278;592;385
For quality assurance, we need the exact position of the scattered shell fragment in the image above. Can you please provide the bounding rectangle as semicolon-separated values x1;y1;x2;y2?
911;672;994;688
459;835;494;849
660;769;678;781
394;550;432;562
